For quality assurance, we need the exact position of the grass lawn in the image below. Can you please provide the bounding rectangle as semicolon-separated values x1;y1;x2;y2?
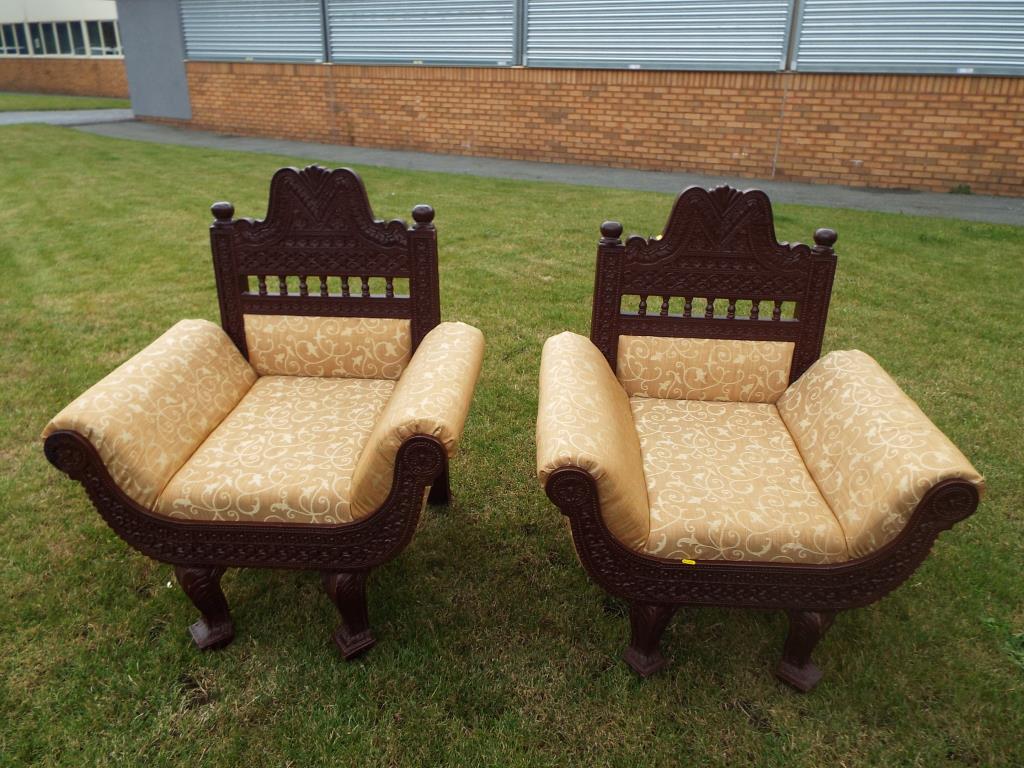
0;91;130;112
1;124;1021;767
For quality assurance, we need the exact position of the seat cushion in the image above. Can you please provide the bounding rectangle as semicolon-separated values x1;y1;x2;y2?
631;398;849;564
155;376;394;524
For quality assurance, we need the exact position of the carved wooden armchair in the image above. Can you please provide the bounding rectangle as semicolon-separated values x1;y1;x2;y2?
536;186;984;690
43;165;484;659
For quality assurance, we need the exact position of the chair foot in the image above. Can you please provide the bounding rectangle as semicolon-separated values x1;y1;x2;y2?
322;570;376;660
174;565;234;651
427;464;451;506
623;602;676;677
775;610;835;692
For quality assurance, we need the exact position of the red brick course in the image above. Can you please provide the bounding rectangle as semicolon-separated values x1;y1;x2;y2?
0;57;128;98
175;62;1024;195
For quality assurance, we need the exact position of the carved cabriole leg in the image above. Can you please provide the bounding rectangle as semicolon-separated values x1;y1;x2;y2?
427;462;451;506
623;602;677;677
776;610;836;692
322;570;376;660
173;565;234;651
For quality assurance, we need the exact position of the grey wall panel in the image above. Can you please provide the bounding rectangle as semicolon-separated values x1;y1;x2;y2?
117;0;191;119
326;0;516;65
794;0;1024;75
525;0;794;70
180;0;324;62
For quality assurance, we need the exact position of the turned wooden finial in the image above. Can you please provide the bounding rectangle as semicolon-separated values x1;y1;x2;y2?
813;228;838;250
412;204;435;228
600;220;624;244
211;201;234;226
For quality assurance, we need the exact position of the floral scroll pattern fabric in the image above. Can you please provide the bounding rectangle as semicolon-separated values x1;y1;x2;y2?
349;322;485;519
617;336;794;403
244;314;412;380
777;350;985;558
156;376;395;524
632;398;848;563
43;319;256;509
536;332;651;551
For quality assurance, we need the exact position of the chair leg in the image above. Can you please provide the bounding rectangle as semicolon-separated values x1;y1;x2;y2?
173;565;234;650
322;570;376;660
775;610;836;692
622;602;677;677
427;463;451;506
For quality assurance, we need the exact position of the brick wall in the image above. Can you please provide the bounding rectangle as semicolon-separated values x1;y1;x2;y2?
179;61;1023;196
0;57;128;98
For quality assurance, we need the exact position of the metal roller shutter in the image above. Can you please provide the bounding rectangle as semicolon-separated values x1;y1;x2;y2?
180;0;325;62
326;0;517;65
525;0;794;70
793;0;1024;75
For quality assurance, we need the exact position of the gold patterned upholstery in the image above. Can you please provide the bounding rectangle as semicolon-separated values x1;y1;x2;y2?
536;332;650;551
777;350;986;558
617;336;794;403
42;320;257;509
536;333;984;564
350;321;485;518
244;314;412;379
632;398;847;563
156;376;394;524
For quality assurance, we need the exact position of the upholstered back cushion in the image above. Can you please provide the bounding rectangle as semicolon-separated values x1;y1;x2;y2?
537;331;651;551
777;350;985;558
43;319;257;510
617;336;794;403
243;314;412;380
349;321;485;519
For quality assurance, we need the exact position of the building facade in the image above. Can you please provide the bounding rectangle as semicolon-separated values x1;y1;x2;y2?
0;0;127;97
126;2;1024;194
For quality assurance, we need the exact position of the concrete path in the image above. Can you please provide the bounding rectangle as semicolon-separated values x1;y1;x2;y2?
0;108;134;127
74;120;1022;226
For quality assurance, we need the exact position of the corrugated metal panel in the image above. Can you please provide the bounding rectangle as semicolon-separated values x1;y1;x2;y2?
180;0;324;62
525;0;794;70
794;0;1024;75
326;0;516;65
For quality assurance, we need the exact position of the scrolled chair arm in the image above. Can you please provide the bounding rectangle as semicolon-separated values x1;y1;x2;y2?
41;319;258;510
349;321;485;518
536;331;651;552
776;349;985;559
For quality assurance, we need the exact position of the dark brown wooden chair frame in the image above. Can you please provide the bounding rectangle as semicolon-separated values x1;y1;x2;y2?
544;185;980;690
45;165;450;659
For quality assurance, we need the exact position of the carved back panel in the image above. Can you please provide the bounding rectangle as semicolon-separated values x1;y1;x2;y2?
209;165;441;358
590;185;838;382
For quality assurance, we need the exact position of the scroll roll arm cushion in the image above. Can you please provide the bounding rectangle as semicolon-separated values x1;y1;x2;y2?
348;321;485;519
536;331;651;551
776;350;985;559
42;319;257;510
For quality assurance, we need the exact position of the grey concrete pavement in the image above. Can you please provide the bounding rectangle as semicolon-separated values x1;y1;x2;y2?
74;120;1022;226
0;108;134;126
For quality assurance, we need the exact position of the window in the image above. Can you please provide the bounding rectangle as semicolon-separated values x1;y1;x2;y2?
41;22;56;54
0;24;13;54
71;22;85;55
29;22;43;54
56;22;71;54
86;21;102;55
100;21;117;54
15;23;27;54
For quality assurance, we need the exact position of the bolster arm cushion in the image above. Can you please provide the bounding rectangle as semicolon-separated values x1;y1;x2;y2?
42;319;257;510
777;349;985;558
349;321;485;519
536;331;651;551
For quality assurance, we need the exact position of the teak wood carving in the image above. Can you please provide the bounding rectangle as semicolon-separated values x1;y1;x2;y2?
548;185;981;690
45;166;447;658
